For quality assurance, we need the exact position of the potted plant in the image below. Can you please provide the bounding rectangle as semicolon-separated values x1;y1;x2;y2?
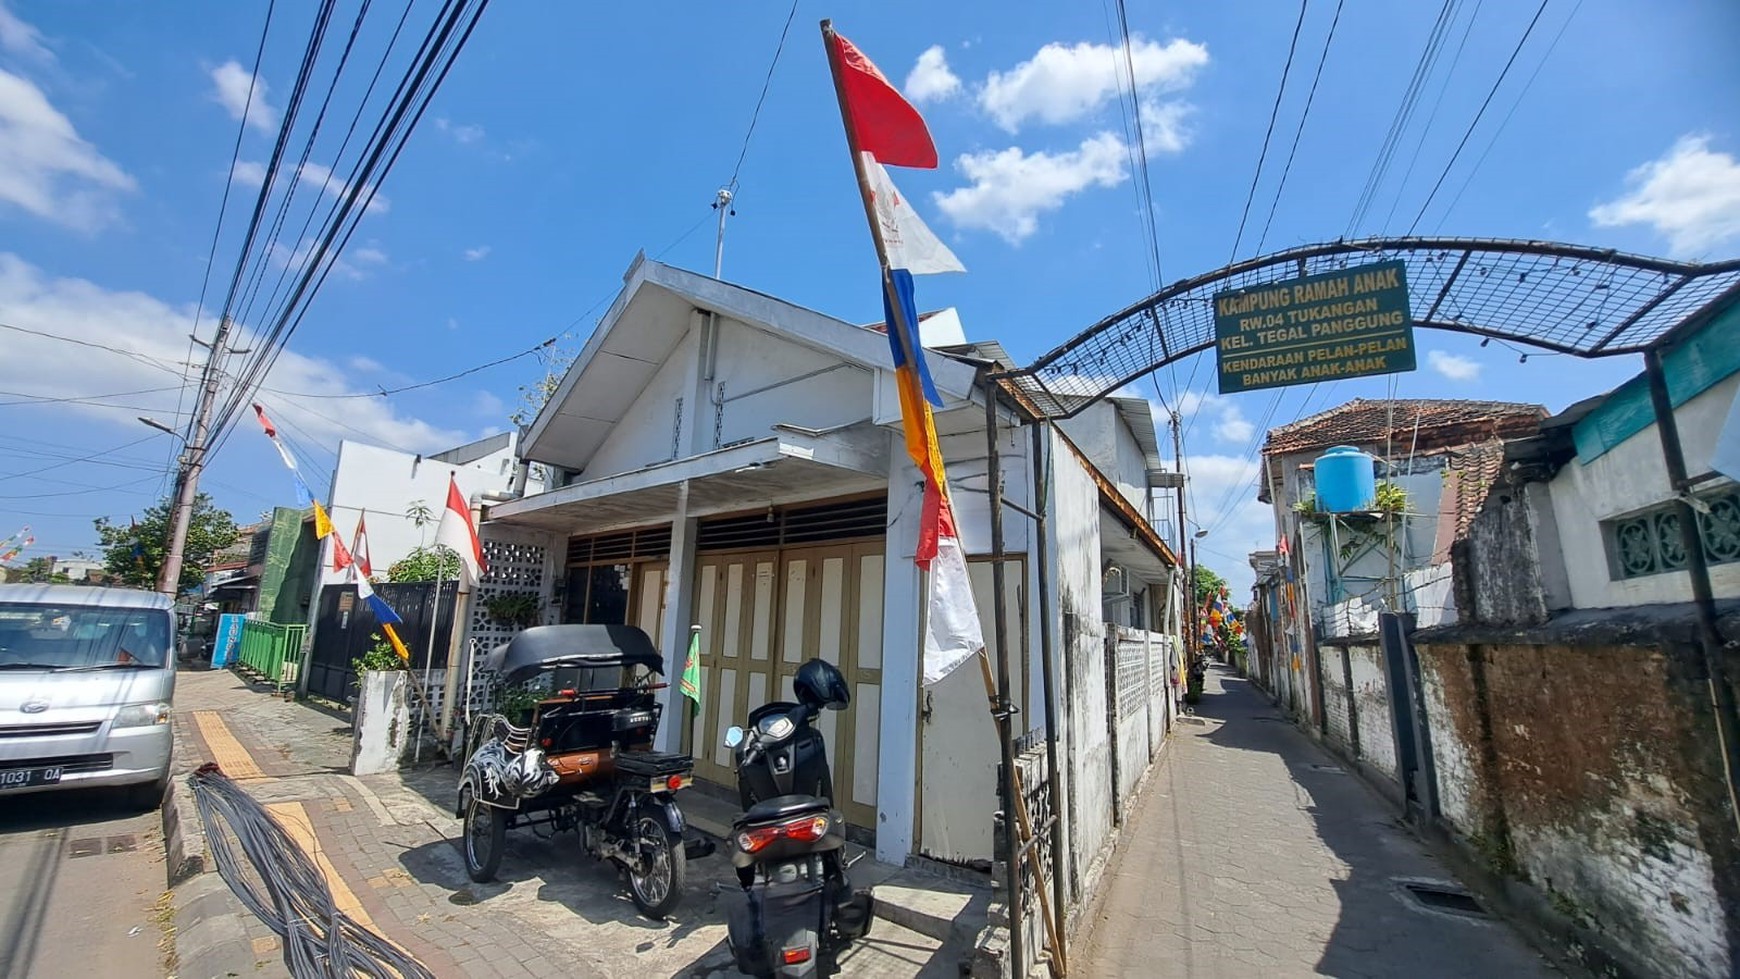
484;592;543;631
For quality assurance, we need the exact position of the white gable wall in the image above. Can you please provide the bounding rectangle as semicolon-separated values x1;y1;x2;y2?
711;317;876;448
582;327;700;480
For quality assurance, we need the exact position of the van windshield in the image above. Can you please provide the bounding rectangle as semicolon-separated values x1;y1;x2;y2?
0;603;171;669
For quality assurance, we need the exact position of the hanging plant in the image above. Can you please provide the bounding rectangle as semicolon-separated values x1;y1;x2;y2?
1295;482;1411;563
484;592;543;630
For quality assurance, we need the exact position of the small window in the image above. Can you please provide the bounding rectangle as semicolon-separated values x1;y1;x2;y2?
1606;488;1740;580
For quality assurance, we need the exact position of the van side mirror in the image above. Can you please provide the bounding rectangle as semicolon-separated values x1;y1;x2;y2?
724;726;744;749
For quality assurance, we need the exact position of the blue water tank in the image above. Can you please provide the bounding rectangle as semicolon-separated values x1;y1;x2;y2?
1315;445;1377;513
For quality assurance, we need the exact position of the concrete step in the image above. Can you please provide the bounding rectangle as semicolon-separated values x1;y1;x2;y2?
870;871;989;944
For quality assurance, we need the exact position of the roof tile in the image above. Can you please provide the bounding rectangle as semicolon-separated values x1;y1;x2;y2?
1262;398;1546;455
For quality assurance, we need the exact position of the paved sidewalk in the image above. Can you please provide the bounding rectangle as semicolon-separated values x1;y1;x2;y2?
1076;664;1560;978
169;668;965;978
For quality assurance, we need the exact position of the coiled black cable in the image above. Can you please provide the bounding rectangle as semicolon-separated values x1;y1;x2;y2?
189;764;434;979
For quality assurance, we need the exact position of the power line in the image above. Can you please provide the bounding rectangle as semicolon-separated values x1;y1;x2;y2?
0;475;162;500
0;322;193;378
263;337;555;399
726;0;802;192
1378;0;1484;235
1229;0;1311;263
1346;0;1462;236
1404;0;1553;236
1433;0;1583;231
0;385;184;408
1255;0;1346;257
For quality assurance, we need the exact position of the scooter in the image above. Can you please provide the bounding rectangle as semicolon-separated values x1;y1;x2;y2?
721;659;875;977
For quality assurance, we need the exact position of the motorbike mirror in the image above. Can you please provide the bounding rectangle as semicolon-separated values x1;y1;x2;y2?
724;726;745;749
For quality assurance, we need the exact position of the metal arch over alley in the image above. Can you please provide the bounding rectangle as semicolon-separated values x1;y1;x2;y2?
994;236;1740;419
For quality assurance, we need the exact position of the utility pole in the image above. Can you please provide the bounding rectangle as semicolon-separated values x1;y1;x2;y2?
156;316;238;597
1172;412;1197;661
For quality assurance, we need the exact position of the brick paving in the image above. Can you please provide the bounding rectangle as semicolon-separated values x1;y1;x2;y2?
1076;663;1561;978
172;669;962;978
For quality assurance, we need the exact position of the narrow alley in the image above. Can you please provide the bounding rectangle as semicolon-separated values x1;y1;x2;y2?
1076;664;1559;978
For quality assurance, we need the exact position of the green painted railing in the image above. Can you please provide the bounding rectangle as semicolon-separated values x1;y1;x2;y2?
235;619;307;695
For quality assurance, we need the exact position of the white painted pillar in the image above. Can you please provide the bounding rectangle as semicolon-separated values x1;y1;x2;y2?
656;481;697;754
876;435;924;865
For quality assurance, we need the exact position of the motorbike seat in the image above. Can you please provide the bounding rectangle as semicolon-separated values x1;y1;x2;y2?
737;794;832;826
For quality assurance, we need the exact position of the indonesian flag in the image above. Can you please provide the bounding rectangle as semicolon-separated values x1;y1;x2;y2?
351;515;373;579
826;23;981;684
434;474;486;587
331;529;354;573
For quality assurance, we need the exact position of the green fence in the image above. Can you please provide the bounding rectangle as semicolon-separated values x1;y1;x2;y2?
235;619;307;696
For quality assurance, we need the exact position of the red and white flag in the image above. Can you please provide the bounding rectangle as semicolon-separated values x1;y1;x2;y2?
434;474;486;587
351;515;373;579
330;530;354;573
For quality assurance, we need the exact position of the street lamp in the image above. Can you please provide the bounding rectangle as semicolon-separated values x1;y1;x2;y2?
137;417;182;440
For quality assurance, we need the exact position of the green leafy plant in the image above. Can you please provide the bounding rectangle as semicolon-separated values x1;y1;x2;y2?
387;544;463;582
352;633;406;677
493;682;543;725
484;592;542;630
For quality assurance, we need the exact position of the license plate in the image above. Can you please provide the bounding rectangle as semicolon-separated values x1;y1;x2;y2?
0;767;62;790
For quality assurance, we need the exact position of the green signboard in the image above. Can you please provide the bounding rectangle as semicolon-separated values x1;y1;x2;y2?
1214;259;1415;394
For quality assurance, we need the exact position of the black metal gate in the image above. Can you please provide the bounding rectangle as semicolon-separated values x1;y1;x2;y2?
306;581;458;703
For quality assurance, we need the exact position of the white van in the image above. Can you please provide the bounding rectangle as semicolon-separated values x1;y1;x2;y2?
0;584;176;809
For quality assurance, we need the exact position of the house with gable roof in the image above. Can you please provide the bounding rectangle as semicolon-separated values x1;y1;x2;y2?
479;254;1184;885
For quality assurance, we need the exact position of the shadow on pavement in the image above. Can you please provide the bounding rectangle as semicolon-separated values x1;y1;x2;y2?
1193;664;1555;978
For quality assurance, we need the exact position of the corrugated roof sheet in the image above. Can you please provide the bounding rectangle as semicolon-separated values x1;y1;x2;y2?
1262;398;1547;455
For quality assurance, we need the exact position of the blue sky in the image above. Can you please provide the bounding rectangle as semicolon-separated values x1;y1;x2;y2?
0;0;1737;595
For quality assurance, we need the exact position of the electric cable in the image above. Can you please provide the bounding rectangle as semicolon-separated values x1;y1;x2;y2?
1229;0;1311;263
1254;0;1345;257
1404;0;1553;235
1345;0;1461;236
726;0;802;192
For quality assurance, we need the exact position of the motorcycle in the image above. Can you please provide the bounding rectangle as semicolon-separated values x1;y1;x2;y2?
455;624;712;919
721;658;875;977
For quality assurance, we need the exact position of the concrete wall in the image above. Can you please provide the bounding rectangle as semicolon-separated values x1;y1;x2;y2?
1050;430;1111;901
318;439;527;589
1548;374;1740;609
1415;636;1739;979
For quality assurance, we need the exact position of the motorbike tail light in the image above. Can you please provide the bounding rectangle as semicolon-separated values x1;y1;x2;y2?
782;947;812;965
736;825;783;854
784;815;830;844
665;774;687;792
736;813;830;854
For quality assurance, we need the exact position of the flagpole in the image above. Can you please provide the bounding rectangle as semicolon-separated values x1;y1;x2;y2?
418;558;443;764
822;20;1037;977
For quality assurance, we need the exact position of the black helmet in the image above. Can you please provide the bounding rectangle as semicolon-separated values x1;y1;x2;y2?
794;658;850;710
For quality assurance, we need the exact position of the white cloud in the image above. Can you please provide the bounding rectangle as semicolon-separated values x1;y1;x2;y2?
348;355;384;373
435;117;484;144
1138;99;1192;155
267;237;383;282
230;159;388;214
0;3;53;62
1589;135;1740;258
933;132;1128;243
1427;349;1481;382
904;45;961;103
0;252;463;454
462;245;490;262
978;36;1208;133
1172;390;1255;446
1182;452;1275;599
0;69;134;230
208;60;277;134
350;244;388;265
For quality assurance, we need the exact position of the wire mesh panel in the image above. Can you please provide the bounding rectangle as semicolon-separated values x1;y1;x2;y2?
1001;237;1740;417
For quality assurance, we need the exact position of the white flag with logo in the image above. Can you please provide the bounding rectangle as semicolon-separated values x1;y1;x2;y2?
863;152;965;276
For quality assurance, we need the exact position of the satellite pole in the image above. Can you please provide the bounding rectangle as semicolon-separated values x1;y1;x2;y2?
712;187;734;279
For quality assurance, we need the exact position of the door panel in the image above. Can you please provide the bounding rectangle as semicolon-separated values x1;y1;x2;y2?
918;556;1028;863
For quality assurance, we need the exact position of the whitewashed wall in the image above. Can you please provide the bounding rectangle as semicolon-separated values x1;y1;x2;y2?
1547;374;1740;609
582;328;698;479
712;317;876;449
317;439;530;589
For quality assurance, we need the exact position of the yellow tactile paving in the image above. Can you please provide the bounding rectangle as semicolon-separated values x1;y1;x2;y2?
192;710;267;780
266;801;379;933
